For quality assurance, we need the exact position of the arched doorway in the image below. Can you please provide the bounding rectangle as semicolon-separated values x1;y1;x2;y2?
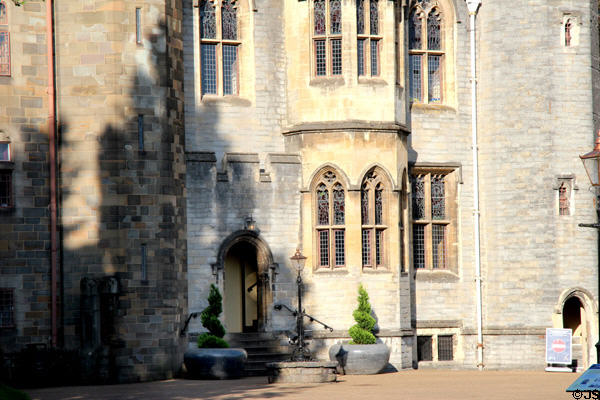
224;242;259;333
558;290;595;370
563;296;588;369
216;231;274;333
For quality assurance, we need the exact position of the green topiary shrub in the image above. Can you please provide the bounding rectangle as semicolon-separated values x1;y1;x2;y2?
197;284;229;348
348;284;377;345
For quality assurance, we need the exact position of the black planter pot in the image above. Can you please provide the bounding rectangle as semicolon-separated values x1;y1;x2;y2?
328;342;390;375
184;347;247;379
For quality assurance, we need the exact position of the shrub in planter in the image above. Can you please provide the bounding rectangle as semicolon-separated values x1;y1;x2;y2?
196;284;229;349
348;284;376;345
184;284;246;379
329;284;390;375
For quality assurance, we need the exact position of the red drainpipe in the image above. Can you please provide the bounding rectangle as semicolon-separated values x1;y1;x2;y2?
46;0;58;348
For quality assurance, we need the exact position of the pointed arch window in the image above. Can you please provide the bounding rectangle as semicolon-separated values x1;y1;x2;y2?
357;0;382;76
200;0;240;96
361;169;388;269
313;0;342;77
314;170;346;269
409;1;444;103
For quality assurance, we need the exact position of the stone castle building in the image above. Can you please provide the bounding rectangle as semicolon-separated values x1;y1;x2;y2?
1;0;599;382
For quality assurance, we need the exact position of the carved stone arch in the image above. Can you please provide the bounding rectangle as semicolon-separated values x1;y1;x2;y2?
555;287;597;315
214;230;275;332
216;229;274;274
307;163;352;191
358;163;397;190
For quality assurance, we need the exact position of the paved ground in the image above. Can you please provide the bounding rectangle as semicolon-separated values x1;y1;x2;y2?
26;370;581;400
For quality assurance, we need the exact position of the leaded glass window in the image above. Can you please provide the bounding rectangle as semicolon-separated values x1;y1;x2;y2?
221;0;237;40
333;183;345;225
357;0;381;77
0;2;6;25
317;183;329;225
370;0;379;35
314;0;326;35
411;170;452;270
0;31;9;76
313;0;342;76
361;168;388;269
431;174;445;219
0;170;11;208
200;0;216;39
409;1;444;103
314;169;346;269
200;0;241;96
412;175;425;220
0;288;14;328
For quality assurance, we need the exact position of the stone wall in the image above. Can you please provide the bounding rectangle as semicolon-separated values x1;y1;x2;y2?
0;0;52;351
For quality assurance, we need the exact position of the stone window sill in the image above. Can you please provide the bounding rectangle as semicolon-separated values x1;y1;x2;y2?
358;77;387;86
414;268;459;283
200;95;252;107
410;103;456;113
309;77;345;88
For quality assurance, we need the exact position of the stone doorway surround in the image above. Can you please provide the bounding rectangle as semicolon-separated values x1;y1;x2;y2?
553;287;598;369
213;230;276;333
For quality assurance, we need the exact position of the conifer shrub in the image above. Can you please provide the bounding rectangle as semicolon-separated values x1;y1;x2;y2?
197;284;229;349
348;284;377;345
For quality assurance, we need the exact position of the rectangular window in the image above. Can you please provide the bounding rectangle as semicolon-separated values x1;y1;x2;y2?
0;142;9;161
370;39;379;76
138;115;144;151
357;39;366;76
0;288;14;328
413;224;425;269
0;31;9;76
431;174;445;219
0;170;11;208
362;229;371;267
334;229;345;267
331;39;342;76
136;8;142;44
438;335;454;361
201;44;217;95
319;230;329;267
409;54;422;102
432;224;446;269
315;40;327;76
417;336;433;361
141;244;147;280
222;45;238;95
428;55;442;102
375;229;383;266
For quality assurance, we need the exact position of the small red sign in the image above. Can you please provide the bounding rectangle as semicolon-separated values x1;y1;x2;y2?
552;339;566;353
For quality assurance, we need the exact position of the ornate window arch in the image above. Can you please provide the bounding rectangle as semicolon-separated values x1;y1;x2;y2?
312;0;342;77
313;168;346;269
408;0;445;103
361;168;389;269
200;0;241;95
357;0;381;76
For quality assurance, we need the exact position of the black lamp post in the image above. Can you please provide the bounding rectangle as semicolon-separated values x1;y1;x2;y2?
579;130;600;363
289;249;310;361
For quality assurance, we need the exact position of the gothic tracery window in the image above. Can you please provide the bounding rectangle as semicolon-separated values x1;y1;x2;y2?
314;169;346;269
361;169;388;269
313;0;342;77
200;0;240;96
357;0;381;76
409;0;444;103
412;171;452;270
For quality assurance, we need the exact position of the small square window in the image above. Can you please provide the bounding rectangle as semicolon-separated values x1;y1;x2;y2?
417;335;432;361
0;288;14;328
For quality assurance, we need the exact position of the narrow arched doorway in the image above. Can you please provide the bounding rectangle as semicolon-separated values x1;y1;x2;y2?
217;231;274;333
562;296;589;370
224;241;259;333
